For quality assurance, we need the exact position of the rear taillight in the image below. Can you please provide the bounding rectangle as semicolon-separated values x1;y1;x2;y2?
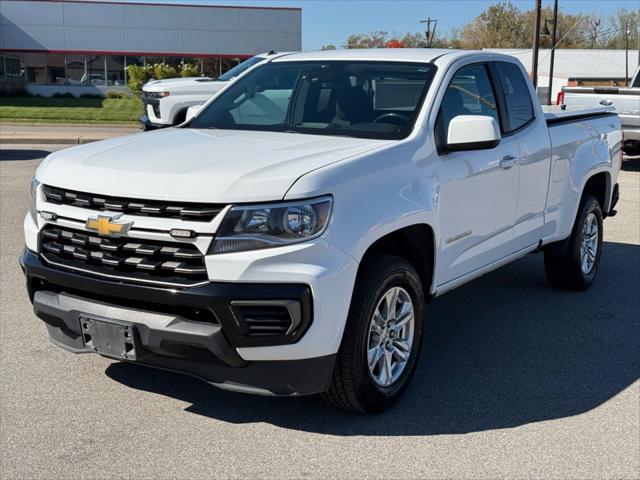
556;91;565;106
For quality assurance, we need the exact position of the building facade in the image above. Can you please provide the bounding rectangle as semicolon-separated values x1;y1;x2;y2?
486;48;640;103
0;0;301;94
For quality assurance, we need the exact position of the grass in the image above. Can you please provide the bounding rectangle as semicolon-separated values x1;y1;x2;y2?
0;96;142;124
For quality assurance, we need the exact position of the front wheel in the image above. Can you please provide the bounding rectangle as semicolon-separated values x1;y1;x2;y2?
544;195;603;291
323;255;424;413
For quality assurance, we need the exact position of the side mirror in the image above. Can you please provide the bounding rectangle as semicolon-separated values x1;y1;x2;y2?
446;115;501;151
185;104;203;123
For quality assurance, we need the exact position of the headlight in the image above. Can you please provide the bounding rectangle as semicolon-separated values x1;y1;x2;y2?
146;91;170;99
28;177;41;222
210;196;332;254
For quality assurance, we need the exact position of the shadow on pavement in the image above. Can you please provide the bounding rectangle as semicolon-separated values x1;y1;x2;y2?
622;156;640;172
0;149;52;161
106;241;640;435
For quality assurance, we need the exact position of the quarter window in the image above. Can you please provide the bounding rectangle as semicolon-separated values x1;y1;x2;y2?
438;64;499;138
495;61;534;132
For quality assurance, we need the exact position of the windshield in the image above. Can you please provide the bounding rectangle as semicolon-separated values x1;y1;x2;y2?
632;70;639;88
218;56;265;81
189;61;437;140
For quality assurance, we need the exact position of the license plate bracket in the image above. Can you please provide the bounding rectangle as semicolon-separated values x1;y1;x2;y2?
80;316;138;360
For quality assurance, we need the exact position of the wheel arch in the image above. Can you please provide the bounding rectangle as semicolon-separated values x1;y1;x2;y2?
356;224;436;300
582;171;611;216
544;170;611;255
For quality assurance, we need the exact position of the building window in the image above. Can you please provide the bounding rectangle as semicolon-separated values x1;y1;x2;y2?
85;55;106;85
66;55;86;85
106;56;125;86
26;53;47;83
202;58;221;78
0;52;26;82
144;56;163;67
47;54;65;84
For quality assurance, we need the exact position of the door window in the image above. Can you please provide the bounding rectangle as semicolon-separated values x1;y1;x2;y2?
495;61;534;132
437;64;499;143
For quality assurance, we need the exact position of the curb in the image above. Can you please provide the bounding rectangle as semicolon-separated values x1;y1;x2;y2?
0;122;141;128
0;136;113;145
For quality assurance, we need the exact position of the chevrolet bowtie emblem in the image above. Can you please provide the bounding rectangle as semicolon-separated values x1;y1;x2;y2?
86;214;133;237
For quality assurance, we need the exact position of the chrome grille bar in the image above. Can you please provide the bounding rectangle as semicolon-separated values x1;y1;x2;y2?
40;226;208;286
43;185;224;222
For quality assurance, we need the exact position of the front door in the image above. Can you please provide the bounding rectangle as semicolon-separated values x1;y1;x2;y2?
434;63;520;287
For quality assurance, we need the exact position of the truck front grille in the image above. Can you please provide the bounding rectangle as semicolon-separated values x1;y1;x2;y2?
43;185;223;222
141;93;161;117
40;225;208;287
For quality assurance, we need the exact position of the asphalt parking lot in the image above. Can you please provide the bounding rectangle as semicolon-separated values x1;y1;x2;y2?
1;144;638;479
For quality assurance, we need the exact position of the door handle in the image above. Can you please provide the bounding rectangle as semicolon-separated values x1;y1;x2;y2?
499;155;518;169
599;99;613;106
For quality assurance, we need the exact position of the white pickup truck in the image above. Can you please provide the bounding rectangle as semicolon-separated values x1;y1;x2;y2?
140;51;290;129
23;49;622;413
561;67;639;156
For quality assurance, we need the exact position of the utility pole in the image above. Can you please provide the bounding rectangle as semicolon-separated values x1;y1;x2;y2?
547;0;559;104
531;0;542;90
624;22;630;85
420;17;438;48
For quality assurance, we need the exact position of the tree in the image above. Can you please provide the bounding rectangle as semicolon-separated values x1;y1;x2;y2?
457;1;523;49
345;31;389;48
601;8;640;49
339;3;638;51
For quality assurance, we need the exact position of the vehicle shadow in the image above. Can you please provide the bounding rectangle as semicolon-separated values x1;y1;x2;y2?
106;241;640;435
0;149;52;161
622;156;640;171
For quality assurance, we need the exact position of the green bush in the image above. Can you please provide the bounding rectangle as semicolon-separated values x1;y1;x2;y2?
180;63;201;77
79;93;103;99
126;64;153;93
52;92;75;98
126;62;202;93
152;63;178;80
105;91;127;99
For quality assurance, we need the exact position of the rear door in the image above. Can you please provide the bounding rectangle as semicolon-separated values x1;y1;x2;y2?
434;62;520;286
491;61;552;251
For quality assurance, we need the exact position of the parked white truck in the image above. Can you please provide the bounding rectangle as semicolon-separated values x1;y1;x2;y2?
23;49;622;413
561;67;639;156
140;51;290;129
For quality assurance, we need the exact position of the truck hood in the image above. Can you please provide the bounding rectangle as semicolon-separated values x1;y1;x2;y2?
37;129;391;203
143;78;228;94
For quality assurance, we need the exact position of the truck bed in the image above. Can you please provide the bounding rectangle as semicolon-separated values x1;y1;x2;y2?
542;105;616;126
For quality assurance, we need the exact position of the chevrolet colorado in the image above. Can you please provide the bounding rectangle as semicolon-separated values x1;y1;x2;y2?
22;49;622;413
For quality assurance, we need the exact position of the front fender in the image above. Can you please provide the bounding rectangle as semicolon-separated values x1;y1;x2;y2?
286;141;439;264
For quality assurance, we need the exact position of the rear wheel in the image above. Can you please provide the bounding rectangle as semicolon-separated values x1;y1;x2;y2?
622;141;640;157
544;195;603;291
323;255;424;413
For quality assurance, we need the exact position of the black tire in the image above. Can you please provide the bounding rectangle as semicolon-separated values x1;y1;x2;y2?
622;141;640;157
322;254;424;414
544;194;603;291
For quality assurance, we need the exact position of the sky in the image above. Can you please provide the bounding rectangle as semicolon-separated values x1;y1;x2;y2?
96;0;640;50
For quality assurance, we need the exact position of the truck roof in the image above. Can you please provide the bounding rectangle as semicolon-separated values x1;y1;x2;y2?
273;48;460;64
272;48;526;68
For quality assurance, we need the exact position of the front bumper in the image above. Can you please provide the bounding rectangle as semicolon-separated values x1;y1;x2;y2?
139;114;166;129
21;250;335;396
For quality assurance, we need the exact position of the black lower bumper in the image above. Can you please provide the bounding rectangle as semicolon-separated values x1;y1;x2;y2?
139;115;165;130
20;250;333;396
